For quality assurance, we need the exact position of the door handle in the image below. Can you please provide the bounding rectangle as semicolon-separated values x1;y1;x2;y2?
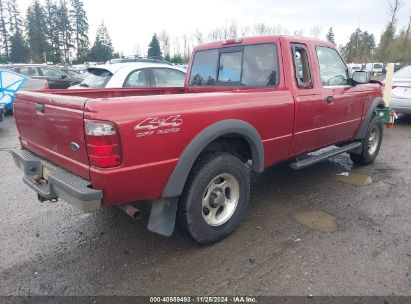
36;103;45;113
325;96;334;103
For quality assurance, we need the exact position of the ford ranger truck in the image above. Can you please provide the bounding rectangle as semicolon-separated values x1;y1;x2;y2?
11;36;385;244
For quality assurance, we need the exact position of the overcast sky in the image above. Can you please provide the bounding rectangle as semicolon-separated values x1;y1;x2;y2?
17;0;411;55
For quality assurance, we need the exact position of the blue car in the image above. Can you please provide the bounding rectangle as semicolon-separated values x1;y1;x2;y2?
0;69;28;119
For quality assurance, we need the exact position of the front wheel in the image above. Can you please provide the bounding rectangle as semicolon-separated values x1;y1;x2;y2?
177;152;250;244
350;116;383;165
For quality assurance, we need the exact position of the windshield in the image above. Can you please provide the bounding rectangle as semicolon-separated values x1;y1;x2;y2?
79;68;113;88
394;66;411;79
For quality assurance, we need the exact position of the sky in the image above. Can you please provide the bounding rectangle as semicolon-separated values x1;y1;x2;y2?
17;0;411;55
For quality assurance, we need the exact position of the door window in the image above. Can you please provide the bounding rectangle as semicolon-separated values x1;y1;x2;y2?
292;45;313;88
316;46;349;86
151;68;185;87
124;69;149;87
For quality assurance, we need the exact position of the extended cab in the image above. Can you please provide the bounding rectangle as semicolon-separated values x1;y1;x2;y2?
11;36;385;244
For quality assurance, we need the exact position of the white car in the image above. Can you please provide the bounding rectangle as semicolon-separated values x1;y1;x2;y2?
388;66;411;115
69;62;186;89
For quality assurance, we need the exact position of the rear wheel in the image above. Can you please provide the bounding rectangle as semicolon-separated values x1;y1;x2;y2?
178;152;250;244
350;116;383;165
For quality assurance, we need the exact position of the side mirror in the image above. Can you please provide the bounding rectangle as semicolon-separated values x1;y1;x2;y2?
60;74;67;79
352;71;370;84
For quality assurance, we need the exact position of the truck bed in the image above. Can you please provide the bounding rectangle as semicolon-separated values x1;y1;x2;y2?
35;87;185;98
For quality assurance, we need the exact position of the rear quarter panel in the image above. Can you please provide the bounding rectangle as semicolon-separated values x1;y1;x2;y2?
85;90;294;205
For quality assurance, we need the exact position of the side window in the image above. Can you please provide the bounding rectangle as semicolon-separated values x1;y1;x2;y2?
242;44;278;86
152;68;186;87
18;67;40;76
316;46;349;86
190;49;219;86
41;68;64;78
217;51;242;83
292;45;313;89
124;69;148;87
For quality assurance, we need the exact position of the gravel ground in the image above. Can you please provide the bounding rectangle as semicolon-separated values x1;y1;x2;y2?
0;113;410;296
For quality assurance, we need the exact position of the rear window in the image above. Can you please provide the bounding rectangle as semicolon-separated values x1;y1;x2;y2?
394;66;411;79
374;64;383;69
190;43;279;87
79;69;113;88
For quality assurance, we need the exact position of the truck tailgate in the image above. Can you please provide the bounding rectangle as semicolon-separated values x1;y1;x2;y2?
13;92;90;179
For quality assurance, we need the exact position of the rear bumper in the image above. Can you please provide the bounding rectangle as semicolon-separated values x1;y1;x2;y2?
12;148;102;213
390;97;411;114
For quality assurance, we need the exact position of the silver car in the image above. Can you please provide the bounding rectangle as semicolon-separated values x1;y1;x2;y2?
389;66;411;114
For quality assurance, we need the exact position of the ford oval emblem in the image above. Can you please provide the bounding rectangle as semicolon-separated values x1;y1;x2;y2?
70;142;80;151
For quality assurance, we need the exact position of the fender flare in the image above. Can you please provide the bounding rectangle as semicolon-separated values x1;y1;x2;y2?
162;119;264;199
355;97;385;140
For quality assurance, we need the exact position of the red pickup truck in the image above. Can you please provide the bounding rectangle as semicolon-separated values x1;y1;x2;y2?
12;36;385;244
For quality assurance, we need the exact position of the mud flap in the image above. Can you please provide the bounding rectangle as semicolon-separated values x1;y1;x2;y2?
147;199;178;237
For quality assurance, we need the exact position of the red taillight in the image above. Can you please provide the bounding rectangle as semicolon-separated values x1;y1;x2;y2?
84;120;122;168
44;82;49;90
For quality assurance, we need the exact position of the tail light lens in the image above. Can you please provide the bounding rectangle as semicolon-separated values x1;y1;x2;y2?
84;120;122;168
44;82;49;90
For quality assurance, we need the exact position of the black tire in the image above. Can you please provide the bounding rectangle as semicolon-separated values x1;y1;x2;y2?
177;152;250;245
350;116;383;165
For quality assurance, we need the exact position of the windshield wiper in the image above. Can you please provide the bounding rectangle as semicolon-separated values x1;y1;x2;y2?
79;83;89;87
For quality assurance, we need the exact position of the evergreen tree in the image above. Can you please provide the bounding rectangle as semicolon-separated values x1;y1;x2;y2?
147;34;162;58
0;0;10;60
70;0;89;62
7;0;22;36
374;0;403;61
26;0;49;62
44;0;61;63
89;21;113;62
341;28;375;63
9;31;29;62
57;0;73;63
326;27;335;45
7;0;29;62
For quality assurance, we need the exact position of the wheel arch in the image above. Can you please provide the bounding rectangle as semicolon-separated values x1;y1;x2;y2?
162;119;264;199
356;96;385;140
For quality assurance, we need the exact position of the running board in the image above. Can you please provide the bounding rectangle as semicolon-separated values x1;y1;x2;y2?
290;142;362;170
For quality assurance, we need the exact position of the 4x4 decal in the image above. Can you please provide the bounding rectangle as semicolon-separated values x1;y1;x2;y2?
134;115;183;137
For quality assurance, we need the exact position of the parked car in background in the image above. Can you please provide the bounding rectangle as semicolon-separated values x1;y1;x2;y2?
387;66;411;115
0;64;82;89
58;67;87;79
2;77;48;113
347;63;362;74
0;102;5;121
365;62;383;75
69;62;186;89
106;56;172;65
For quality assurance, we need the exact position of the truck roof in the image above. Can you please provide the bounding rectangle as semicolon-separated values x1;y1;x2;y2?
193;35;336;52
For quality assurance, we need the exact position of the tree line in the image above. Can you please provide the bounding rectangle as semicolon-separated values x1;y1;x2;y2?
0;0;116;64
0;0;410;65
337;0;410;63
